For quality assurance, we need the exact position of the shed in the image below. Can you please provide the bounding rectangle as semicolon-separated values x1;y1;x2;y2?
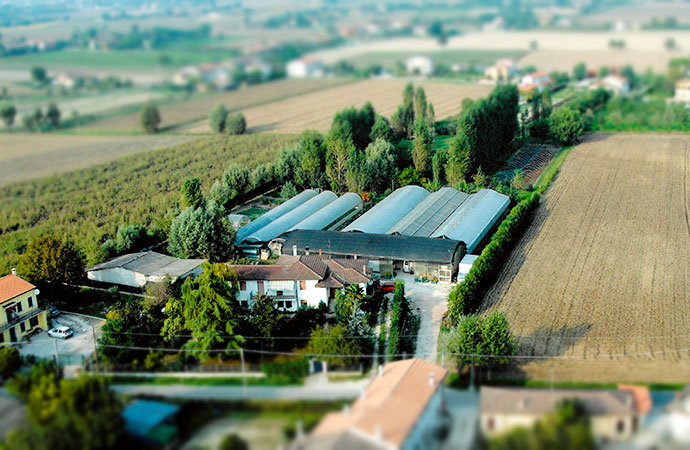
431;189;510;253
243;191;338;244
458;254;479;281
86;251;204;288
236;189;318;244
343;185;429;234
387;187;469;237
289;192;362;232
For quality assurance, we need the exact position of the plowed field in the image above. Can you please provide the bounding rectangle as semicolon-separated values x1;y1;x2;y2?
483;133;690;383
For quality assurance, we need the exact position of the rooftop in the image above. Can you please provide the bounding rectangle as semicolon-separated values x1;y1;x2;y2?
86;251;204;278
0;274;36;304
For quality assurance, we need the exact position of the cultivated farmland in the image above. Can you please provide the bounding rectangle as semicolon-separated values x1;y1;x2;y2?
84;78;350;132
183;80;493;134
483;133;690;383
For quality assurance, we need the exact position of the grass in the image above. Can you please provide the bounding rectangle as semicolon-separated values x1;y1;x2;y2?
434;135;454;151
0;133;299;272
446;373;686;391
109;375;300;386
534;145;573;191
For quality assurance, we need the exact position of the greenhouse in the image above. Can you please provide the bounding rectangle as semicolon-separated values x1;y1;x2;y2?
236;189;318;244
289;192;362;232
386;187;469;237
342;185;430;234
431;189;510;253
242;191;338;244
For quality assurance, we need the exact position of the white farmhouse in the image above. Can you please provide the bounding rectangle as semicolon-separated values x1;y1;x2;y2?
231;254;370;311
600;74;630;95
668;385;690;444
286;58;324;78
674;78;690;103
484;59;518;82
406;55;434;76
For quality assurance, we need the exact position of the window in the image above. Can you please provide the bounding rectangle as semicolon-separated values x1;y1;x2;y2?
487;417;495;431
27;296;34;308
0;332;3;343
616;419;625;434
301;300;307;306
299;280;306;290
276;290;284;296
284;301;293;310
240;300;248;308
15;302;22;313
19;322;25;332
239;281;246;291
29;317;38;327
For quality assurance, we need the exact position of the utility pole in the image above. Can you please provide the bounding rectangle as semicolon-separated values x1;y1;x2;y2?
53;339;59;373
469;354;475;392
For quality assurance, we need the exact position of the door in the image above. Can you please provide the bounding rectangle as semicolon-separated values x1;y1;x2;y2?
9;327;17;343
257;281;264;296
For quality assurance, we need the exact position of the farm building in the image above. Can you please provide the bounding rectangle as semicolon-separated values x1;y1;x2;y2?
230;254;371;311
286;57;324;78
86;251;204;288
273;230;464;282
343;185;430;234
241;190;338;246
458;254;479;281
235;189;318;244
289;192;362;232
386;187;468;237
431;189;510;253
406;55;435;76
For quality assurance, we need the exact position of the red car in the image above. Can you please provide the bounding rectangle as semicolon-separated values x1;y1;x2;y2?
380;281;396;293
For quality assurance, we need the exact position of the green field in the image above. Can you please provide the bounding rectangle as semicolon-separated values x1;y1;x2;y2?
344;49;526;70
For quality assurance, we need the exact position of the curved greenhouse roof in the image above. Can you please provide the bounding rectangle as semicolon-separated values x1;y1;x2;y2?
386;187;469;237
343;185;430;234
289;192;362;232
243;191;338;244
431;189;510;253
236;189;317;243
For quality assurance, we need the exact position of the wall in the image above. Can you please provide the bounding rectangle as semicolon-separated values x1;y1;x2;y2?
1;290;49;343
403;387;445;450
87;267;146;288
237;279;328;311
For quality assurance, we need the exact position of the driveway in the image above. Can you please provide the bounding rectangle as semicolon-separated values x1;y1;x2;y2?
393;273;452;362
0;389;25;440
17;312;104;365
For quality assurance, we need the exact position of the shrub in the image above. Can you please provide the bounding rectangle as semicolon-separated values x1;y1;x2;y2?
528;118;550;140
140;103;161;133
209;104;228;133
220;434;248;450
388;281;419;360
261;357;309;382
0;347;20;379
549;107;584;145
226;113;247;135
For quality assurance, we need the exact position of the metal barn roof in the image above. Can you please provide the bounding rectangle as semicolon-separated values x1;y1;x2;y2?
386;187;469;237
431;189;510;253
243;191;338;244
342;185;429;234
289;192;362;232
86;251;203;277
278;229;463;264
236;189;317;243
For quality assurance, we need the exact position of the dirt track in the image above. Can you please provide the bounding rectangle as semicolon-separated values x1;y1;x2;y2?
483;133;690;383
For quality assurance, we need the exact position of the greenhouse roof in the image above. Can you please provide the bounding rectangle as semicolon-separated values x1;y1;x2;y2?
386;187;469;237
289;192;362;232
236;189;317;243
342;185;429;234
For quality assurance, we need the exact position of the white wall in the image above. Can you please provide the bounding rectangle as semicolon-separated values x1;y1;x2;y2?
87;268;146;288
237;279;329;310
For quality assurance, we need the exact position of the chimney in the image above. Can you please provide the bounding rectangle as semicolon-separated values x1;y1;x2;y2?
11;268;16;276
378;364;383;377
292;245;297;256
429;372;435;387
305;246;310;256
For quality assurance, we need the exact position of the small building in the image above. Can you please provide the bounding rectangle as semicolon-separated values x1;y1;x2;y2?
244;60;272;81
599;74;630;95
123;400;180;449
480;387;638;443
231;254;371;311
519;71;553;94
668;384;690;444
0;270;49;344
457;254;479;281
406;55;435;76
286;58;324;78
484;59;518;82
292;359;449;450
86;251;204;289
674;79;690;103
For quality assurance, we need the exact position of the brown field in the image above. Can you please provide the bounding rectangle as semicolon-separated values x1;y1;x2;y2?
517;49;679;74
483;133;690;383
0;133;194;185
83;78;350;132
183;80;493;134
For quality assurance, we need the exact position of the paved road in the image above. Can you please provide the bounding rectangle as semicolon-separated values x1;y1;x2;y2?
0;389;26;439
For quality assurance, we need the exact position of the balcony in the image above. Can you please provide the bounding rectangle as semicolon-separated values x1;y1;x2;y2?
1;307;46;334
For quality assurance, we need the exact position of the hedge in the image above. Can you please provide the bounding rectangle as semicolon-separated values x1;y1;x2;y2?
387;281;407;361
261;357;309;382
445;191;541;325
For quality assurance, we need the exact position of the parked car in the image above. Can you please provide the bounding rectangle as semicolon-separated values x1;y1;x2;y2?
49;306;60;318
380;281;396;293
47;326;73;339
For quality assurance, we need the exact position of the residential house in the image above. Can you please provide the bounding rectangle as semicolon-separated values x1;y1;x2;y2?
480;387;638;443
519;71;552;94
86;251;204;289
244;59;272;81
406;55;434;76
599;74;630;95
172;64;235;90
674;78;690;103
291;359;449;450
286;58;324;78
484;59;518;82
0;270;48;344
231;254;370;311
668;384;690;444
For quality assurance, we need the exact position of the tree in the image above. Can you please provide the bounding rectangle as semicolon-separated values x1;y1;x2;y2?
598;66;610;78
22;114;36;132
295;130;327;189
220;434;249;450
391;83;415;138
334;285;364;326
364;138;396;194
249;295;284;350
370;115;394;142
549;107;584;145
140;103;161;133
426;102;436;132
665;37;677;51
162;263;243;360
573;62;587;81
280;181;298;199
102;224;153;257
412;118;433;176
223;164;251;197
325;134;354;193
0;102;16;129
226;112;246;135
432;146;448;184
0;347;20;379
168;202;236;261
32;107;44;130
345;147;367;193
305;325;361;366
18;235;85;289
181;177;205;210
414;86;427;122
398;166;422;187
46;103;60;128
441;311;515;370
30;66;47;84
209;104;228;133
250;163;273;190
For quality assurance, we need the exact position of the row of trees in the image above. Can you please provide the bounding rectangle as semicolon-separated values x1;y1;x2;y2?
387;281;418;360
0;102;61;131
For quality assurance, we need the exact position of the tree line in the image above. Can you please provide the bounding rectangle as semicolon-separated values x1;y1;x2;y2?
0;102;62;132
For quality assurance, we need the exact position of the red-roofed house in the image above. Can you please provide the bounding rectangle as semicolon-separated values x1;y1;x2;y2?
0;270;48;343
230;254;371;311
519;71;553;93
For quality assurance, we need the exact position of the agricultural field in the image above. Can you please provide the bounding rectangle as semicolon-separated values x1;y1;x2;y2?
494;143;560;184
85;78;350;132
183;80;493;134
0;133;299;272
517;49;678;74
0;133;195;185
483;133;690;383
342;49;526;70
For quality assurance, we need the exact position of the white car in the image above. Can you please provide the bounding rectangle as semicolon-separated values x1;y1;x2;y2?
47;326;73;339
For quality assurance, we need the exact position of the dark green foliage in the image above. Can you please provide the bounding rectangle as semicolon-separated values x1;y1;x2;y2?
442;311;515;368
549;107;584;145
18;235;85;289
248;295;284;351
46;103;60;128
330;104;376;151
0;347;20;379
280;181;298;199
181;177;205;210
305;325;361;366
345;147;367;193
1;102;17;128
529;118;551;140
295;130;327;189
446;192;541;324
32;107;44;130
22;114;36;131
209;104;229;133
387;281;417;360
391;83;415;138
364;138;396;194
250;164;274;190
412;118;433;176
569;88;611;114
414;86;427;122
219;434;249;450
432;146;449;184
225;113;246;135
6;359;59;402
370;115;394;142
593;96;690;131
398;166;422;187
167;202;236;262
572;62;587;81
30;66;47;84
139;103;161;133
261;358;309;382
101;224;156;258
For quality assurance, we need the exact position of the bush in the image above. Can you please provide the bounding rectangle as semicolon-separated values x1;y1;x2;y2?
220;434;248;450
209;104;229;133
446;192;541;324
549;107;584;145
388;281;419;360
528;118;550;140
261;357;309;382
140;103;161;133
226;113;247;135
0;347;20;379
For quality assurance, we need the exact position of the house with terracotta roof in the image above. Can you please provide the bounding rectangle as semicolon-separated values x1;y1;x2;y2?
519;71;553;94
0;269;49;343
480;386;639;443
291;358;449;449
230;254;371;311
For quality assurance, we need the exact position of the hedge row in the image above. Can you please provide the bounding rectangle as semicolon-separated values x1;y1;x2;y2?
446;191;541;325
387;281;417;361
261;357;309;382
